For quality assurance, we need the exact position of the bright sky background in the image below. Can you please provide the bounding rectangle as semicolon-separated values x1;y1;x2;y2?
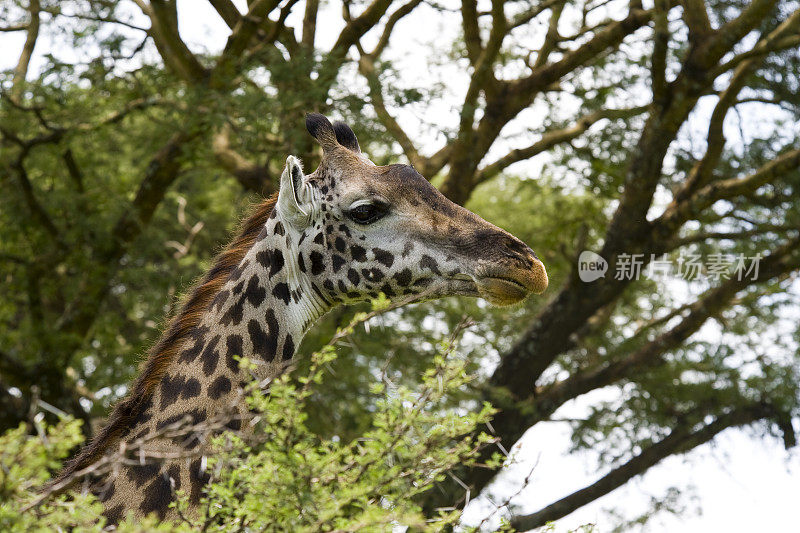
2;1;799;530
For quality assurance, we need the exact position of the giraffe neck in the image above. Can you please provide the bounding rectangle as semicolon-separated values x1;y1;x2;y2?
101;209;331;521
198;209;330;375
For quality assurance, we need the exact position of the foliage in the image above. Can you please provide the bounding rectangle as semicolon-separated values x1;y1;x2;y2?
0;308;497;531
0;417;106;531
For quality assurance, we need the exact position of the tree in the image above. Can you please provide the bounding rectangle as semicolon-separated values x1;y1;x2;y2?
1;0;799;528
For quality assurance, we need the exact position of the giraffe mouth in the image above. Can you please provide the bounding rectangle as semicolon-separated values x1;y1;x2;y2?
475;276;529;306
430;274;530;306
473;259;549;306
415;261;547;306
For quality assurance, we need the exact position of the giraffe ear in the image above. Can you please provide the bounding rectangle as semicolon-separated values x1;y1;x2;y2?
306;113;339;153
278;156;311;228
333;121;360;153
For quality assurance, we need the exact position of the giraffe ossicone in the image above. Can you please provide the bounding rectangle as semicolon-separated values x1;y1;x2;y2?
56;113;548;521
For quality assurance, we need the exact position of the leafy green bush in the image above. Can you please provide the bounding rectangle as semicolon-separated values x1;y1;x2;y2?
1;305;499;531
0;417;106;531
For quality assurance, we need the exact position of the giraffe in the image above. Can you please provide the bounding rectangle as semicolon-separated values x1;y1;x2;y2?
55;113;548;521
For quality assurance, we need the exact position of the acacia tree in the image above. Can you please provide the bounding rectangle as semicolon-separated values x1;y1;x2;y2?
2;0;800;528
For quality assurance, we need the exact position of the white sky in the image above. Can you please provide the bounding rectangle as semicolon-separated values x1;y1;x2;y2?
2;1;799;530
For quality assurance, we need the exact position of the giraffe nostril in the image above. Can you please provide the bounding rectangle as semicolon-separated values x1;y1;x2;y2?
504;251;529;266
503;239;537;267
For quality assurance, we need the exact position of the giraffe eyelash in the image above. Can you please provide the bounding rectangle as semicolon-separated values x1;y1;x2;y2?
346;199;390;225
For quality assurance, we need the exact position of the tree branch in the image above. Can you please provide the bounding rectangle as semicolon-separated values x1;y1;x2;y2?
679;0;713;40
533;235;800;421
651;0;669;103
330;0;394;64
475;106;648;184
211;0;282;85
666;225;799;248
532;2;564;70
438;0;509;200
75;97;167;131
675;7;800;202
461;0;482;64
41;7;150;33
438;3;654;203
658;146;800;235
10;157;63;247
11;0;41;101
211;126;274;193
357;55;426;170
0;23;30;32
370;0;423;58
62;149;85;193
703;147;800;200
302;0;320;47
208;0;242;29
503;6;652;109
351;0;429;173
55;133;193;349
714;34;800;77
138;0;208;82
509;0;564;30
474;127;799;504
696;0;780;69
461;0;507;131
510;405;771;531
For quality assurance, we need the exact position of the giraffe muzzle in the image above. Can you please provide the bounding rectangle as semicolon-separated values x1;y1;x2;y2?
474;256;548;306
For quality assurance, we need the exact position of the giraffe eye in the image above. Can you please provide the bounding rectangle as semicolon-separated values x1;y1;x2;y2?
347;202;389;225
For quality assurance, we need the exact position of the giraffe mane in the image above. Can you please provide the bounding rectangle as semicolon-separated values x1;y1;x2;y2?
53;194;278;488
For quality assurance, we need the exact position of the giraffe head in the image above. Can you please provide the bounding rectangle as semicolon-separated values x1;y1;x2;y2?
273;113;548;308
